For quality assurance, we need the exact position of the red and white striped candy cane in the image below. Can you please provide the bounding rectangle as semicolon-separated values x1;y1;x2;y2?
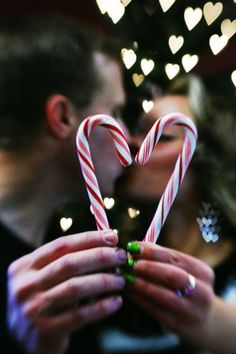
76;114;132;231
136;112;198;243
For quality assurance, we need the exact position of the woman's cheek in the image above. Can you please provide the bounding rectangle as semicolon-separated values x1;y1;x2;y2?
148;140;183;168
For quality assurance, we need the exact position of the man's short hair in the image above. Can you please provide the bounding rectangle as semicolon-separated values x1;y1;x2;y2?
0;15;103;148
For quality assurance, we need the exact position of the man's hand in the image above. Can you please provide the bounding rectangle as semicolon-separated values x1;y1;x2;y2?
7;230;126;354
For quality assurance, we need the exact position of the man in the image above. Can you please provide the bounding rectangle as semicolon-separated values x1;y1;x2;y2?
0;15;128;353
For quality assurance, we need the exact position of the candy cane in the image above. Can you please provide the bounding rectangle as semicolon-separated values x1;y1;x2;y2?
76;114;132;231
136;112;198;243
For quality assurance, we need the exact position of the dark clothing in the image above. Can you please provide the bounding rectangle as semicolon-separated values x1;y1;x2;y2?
1;203;236;354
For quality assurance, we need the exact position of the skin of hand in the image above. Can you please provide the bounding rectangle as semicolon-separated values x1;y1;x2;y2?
125;242;216;349
7;230;127;354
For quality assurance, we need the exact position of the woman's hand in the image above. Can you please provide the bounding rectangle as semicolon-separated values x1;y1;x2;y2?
7;230;127;354
124;241;215;342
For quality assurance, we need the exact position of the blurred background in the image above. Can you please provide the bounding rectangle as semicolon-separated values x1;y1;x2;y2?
0;0;235;127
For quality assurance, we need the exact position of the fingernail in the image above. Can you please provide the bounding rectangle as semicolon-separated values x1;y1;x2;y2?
102;230;117;244
127;242;141;254
116;248;127;263
116;276;125;288
110;296;123;310
126;258;136;269
123;272;136;284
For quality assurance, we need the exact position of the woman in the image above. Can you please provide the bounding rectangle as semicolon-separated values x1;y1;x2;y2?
112;74;236;353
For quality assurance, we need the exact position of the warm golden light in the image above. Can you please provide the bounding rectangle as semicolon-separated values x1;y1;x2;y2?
60;217;73;232
203;2;223;26
121;48;137;69
231;70;236;87
165;63;180;79
159;0;176;12
142;100;154;113
104;197;115;210
209;34;228;55
221;19;236;39
132;73;145;87
182;54;199;72
168;35;184;54
128;208;140;219
184;7;203;30
140;58;155;76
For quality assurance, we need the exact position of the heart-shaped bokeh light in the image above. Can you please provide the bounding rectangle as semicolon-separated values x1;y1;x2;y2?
165;63;180;80
203;2;223;26
142;100;154;113
159;0;176;12
141;58;155;76
221;19;236;39
182;54;199;72
168;35;184;54
104;197;115;210
132;73;145;87
60;217;73;232
231;70;236;87
209;34;228;55
121;48;137;69
184;7;203;31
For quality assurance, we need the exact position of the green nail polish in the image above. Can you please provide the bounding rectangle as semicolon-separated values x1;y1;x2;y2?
126;258;136;268
123;272;136;284
127;242;141;254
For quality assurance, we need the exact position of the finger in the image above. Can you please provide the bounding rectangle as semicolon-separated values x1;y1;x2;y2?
129;242;214;283
36;247;127;290
133;260;194;292
127;276;213;322
24;273;125;316
41;296;123;333
9;230;118;274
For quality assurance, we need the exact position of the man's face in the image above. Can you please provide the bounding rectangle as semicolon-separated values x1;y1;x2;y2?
79;52;127;197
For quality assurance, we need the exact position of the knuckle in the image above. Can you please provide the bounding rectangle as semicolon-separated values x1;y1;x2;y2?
10;278;36;302
100;274;111;290
166;268;180;287
22;302;34;319
66;278;79;298
60;255;76;276
168;251;181;266
97;298;110;315
7;255;30;277
54;236;70;255
80;230;101;246
81;231;93;244
7;261;20;278
10;284;22;303
22;296;42;319
97;247;110;264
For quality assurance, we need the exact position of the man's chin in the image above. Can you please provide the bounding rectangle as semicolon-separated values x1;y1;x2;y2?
114;173;132;198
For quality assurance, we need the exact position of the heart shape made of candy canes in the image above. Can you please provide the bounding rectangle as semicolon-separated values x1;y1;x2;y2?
76;113;197;243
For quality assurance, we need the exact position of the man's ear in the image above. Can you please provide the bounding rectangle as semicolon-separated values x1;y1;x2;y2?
45;94;77;139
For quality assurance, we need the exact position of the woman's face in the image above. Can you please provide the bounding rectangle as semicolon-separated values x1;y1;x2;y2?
116;94;194;202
